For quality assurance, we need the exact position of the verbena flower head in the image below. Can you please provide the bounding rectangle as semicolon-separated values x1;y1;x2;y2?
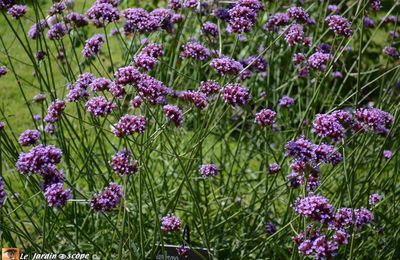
211;57;243;76
383;150;393;160
279;95;295;108
82;34;105;58
86;2;119;27
327;5;339;14
354;208;374;227
41;166;65;190
16;145;62;175
314;143;342;165
312;114;345;142
33;93;46;103
130;96;143;108
284;24;304;46
18;129;40;146
325;15;352;38
112;115;147;137
161;213;181;232
331;208;354;230
370;0;382;11
44;99;66;123
363;17;376;28
199;80;220;95
90;183;124;212
199;164;220;178
0;0;13;10
265;222;277;234
293;194;334;224
333;229;349;245
85;96;116;117
354;107;393;136
287;7;309;23
264;12;289;32
0;66;7;77
44;124;56;135
122;8;158;33
383;46;399;58
169;0;182;10
308;52;331;71
7;4;28;19
255;109;276;127
183;0;198;8
369;193;381;205
0;176;6;208
268;163;280;174
180;42;210;61
114;66;141;86
136;74;169;104
89;78;111;92
66;12;89;27
66;84;90;102
202;22;218;37
28;19;48;39
179;90;209;109
287;172;304;188
222;83;251;106
134;53;158;71
163;105;184;127
227;5;257;34
47;22;69;40
44;183;72;207
110;149;138;176
141;43;164;58
285;136;316;162
176;245;190;257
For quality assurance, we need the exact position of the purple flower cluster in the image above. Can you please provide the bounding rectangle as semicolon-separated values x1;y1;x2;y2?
163;105;184;127
383;46;399;58
369;193;381;205
308;52;331;71
161;213;181;232
255;109;276;127
136;74;169;104
112;115;147;137
179;90;209;109
16;145;62;175
66;12;89;28
287;7;310;23
279;96;295;108
44;99;66;124
199;164;220;179
227;0;262;34
199;80;220;95
114;66;141;86
47;23;69;40
180;42;210;61
0;176;5;208
222;83;251;106
211;57;243;76
110;149;138;176
294;194;334;224
122;8;159;34
355;107;393;136
28;19;48;40
18;129;40;146
86;2;119;27
7;4;27;19
264;13;289;32
82;34;105;58
285;136;316;163
85;96;116;117
89;78;111;92
312;113;345;142
90;183;124;212
284;24;304;46
183;0;198;8
169;0;181;10
44;183;72;207
202;22;218;37
325;15;352;38
0;66;7;77
293;227;338;259
268;163;280;175
383;150;392;160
